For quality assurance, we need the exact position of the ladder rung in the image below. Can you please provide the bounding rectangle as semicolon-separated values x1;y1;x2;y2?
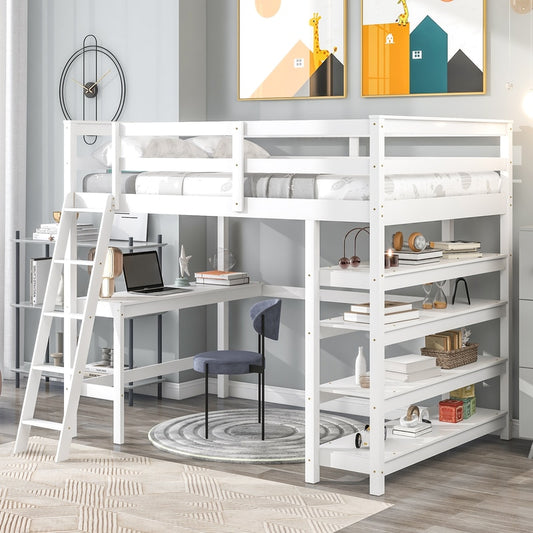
32;365;66;374
54;259;95;267
44;311;85;320
22;419;63;431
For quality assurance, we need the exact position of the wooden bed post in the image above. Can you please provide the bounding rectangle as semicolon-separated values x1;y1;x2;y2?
305;219;320;484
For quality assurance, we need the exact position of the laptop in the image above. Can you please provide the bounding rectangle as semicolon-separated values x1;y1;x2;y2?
122;251;191;295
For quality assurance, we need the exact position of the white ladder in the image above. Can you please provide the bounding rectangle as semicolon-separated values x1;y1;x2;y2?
14;193;115;461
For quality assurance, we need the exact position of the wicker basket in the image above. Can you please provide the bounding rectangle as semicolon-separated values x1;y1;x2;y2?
420;343;478;369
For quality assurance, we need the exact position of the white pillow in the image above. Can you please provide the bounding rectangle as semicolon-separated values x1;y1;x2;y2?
188;135;271;158
187;135;224;157
144;137;208;158
213;137;270;158
92;137;149;167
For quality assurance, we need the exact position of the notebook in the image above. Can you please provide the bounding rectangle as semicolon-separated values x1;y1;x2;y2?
122;251;191;295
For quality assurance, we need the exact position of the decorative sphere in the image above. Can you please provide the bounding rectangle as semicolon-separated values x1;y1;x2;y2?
338;257;350;269
511;0;532;15
350;256;361;267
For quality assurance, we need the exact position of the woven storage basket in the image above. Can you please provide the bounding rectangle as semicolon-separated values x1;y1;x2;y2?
420;343;478;369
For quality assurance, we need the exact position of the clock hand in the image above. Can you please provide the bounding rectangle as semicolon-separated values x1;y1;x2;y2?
72;78;93;94
87;69;111;91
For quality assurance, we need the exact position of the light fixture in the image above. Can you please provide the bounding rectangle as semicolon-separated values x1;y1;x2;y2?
511;0;532;15
88;246;123;298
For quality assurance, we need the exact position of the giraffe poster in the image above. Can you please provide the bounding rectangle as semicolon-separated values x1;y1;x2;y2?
238;0;346;100
362;0;485;96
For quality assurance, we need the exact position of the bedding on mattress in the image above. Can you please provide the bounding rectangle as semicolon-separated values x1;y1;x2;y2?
83;171;502;201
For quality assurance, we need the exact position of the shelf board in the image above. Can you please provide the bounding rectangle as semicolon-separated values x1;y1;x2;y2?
320;355;506;413
320;408;507;475
320;253;507;291
15;238;166;250
320;299;507;345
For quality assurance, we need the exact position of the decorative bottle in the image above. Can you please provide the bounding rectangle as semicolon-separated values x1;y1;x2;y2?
355;346;367;385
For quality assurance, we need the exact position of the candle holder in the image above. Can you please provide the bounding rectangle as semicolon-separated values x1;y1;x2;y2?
387;249;399;268
384;253;391;269
338;226;369;269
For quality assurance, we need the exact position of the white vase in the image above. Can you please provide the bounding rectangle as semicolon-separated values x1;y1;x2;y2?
355;346;367;385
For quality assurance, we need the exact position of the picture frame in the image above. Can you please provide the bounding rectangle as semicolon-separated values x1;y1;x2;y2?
238;0;346;101
361;0;486;97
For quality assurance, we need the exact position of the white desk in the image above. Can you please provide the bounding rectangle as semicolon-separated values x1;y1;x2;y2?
80;282;262;443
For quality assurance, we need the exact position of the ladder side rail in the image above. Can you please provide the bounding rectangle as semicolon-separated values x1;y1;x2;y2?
56;195;115;461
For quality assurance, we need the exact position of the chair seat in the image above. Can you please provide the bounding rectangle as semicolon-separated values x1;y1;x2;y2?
193;350;263;375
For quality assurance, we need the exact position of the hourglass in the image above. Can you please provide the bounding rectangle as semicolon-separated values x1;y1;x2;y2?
422;283;433;310
433;280;448;309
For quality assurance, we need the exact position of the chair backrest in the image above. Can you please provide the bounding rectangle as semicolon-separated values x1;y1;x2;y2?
250;298;281;341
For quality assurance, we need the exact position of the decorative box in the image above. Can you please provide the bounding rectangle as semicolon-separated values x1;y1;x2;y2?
451;395;476;419
439;399;464;423
450;384;475;398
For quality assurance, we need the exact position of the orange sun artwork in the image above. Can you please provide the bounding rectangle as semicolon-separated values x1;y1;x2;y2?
255;0;281;18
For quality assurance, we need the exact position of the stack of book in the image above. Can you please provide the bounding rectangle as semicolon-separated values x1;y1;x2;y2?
396;247;443;266
32;222;99;242
194;270;250;286
392;421;432;438
343;300;420;324
429;240;482;260
425;329;462;351
384;353;441;382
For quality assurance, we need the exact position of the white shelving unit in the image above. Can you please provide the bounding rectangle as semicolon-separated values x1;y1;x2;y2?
304;117;513;496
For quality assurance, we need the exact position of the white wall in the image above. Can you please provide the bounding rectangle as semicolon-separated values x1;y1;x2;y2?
24;0;208;380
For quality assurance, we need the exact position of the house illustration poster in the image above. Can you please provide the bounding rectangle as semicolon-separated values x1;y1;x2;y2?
362;0;484;97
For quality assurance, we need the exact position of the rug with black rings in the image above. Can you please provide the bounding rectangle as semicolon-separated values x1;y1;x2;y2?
148;408;364;464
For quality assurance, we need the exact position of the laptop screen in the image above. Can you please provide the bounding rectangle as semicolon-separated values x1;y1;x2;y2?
122;251;164;291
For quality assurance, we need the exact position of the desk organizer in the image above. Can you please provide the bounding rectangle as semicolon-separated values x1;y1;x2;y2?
420;343;478;369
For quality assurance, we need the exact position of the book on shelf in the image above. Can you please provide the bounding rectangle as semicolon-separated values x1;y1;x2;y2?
441;251;483;260
399;257;441;266
429;240;481;251
396;248;443;260
343;309;419;324
392;422;432;438
384;353;437;373
32;232;56;241
195;276;250;286
194;270;248;280
386;366;441;382
30;257;52;305
349;301;413;315
425;329;462;351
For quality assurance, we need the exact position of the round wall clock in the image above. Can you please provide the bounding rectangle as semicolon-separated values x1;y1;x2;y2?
59;34;126;144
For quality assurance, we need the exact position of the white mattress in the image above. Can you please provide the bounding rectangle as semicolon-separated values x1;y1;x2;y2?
83;171;502;200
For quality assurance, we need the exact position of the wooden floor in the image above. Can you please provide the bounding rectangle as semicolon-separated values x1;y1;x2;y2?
1;379;533;533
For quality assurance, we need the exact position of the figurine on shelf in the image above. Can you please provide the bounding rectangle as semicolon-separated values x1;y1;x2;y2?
176;245;192;286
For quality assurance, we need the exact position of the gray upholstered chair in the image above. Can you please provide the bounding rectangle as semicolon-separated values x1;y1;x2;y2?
193;298;282;440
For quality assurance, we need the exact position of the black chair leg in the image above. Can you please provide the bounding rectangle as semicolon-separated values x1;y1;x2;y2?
257;373;262;423
261;370;265;441
204;364;209;439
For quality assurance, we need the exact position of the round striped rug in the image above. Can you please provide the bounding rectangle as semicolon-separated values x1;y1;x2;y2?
148;408;363;463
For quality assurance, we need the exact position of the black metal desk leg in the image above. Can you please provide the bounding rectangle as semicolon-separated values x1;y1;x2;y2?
158;314;162;399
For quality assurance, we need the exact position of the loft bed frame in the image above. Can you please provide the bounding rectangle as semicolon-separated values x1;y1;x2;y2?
64;115;513;496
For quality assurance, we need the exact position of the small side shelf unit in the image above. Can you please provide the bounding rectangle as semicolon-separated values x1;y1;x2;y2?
13;231;166;401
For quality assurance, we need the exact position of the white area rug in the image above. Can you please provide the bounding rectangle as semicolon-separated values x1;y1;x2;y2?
149;408;364;463
0;436;391;533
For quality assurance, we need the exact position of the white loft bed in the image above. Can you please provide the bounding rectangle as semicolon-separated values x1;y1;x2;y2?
65;116;513;496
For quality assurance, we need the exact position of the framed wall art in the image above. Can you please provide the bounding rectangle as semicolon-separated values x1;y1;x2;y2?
239;0;346;100
362;0;485;97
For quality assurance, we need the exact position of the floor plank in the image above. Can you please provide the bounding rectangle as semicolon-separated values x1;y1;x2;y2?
1;379;532;532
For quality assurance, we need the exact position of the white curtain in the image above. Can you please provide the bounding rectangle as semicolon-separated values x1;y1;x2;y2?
1;0;28;379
